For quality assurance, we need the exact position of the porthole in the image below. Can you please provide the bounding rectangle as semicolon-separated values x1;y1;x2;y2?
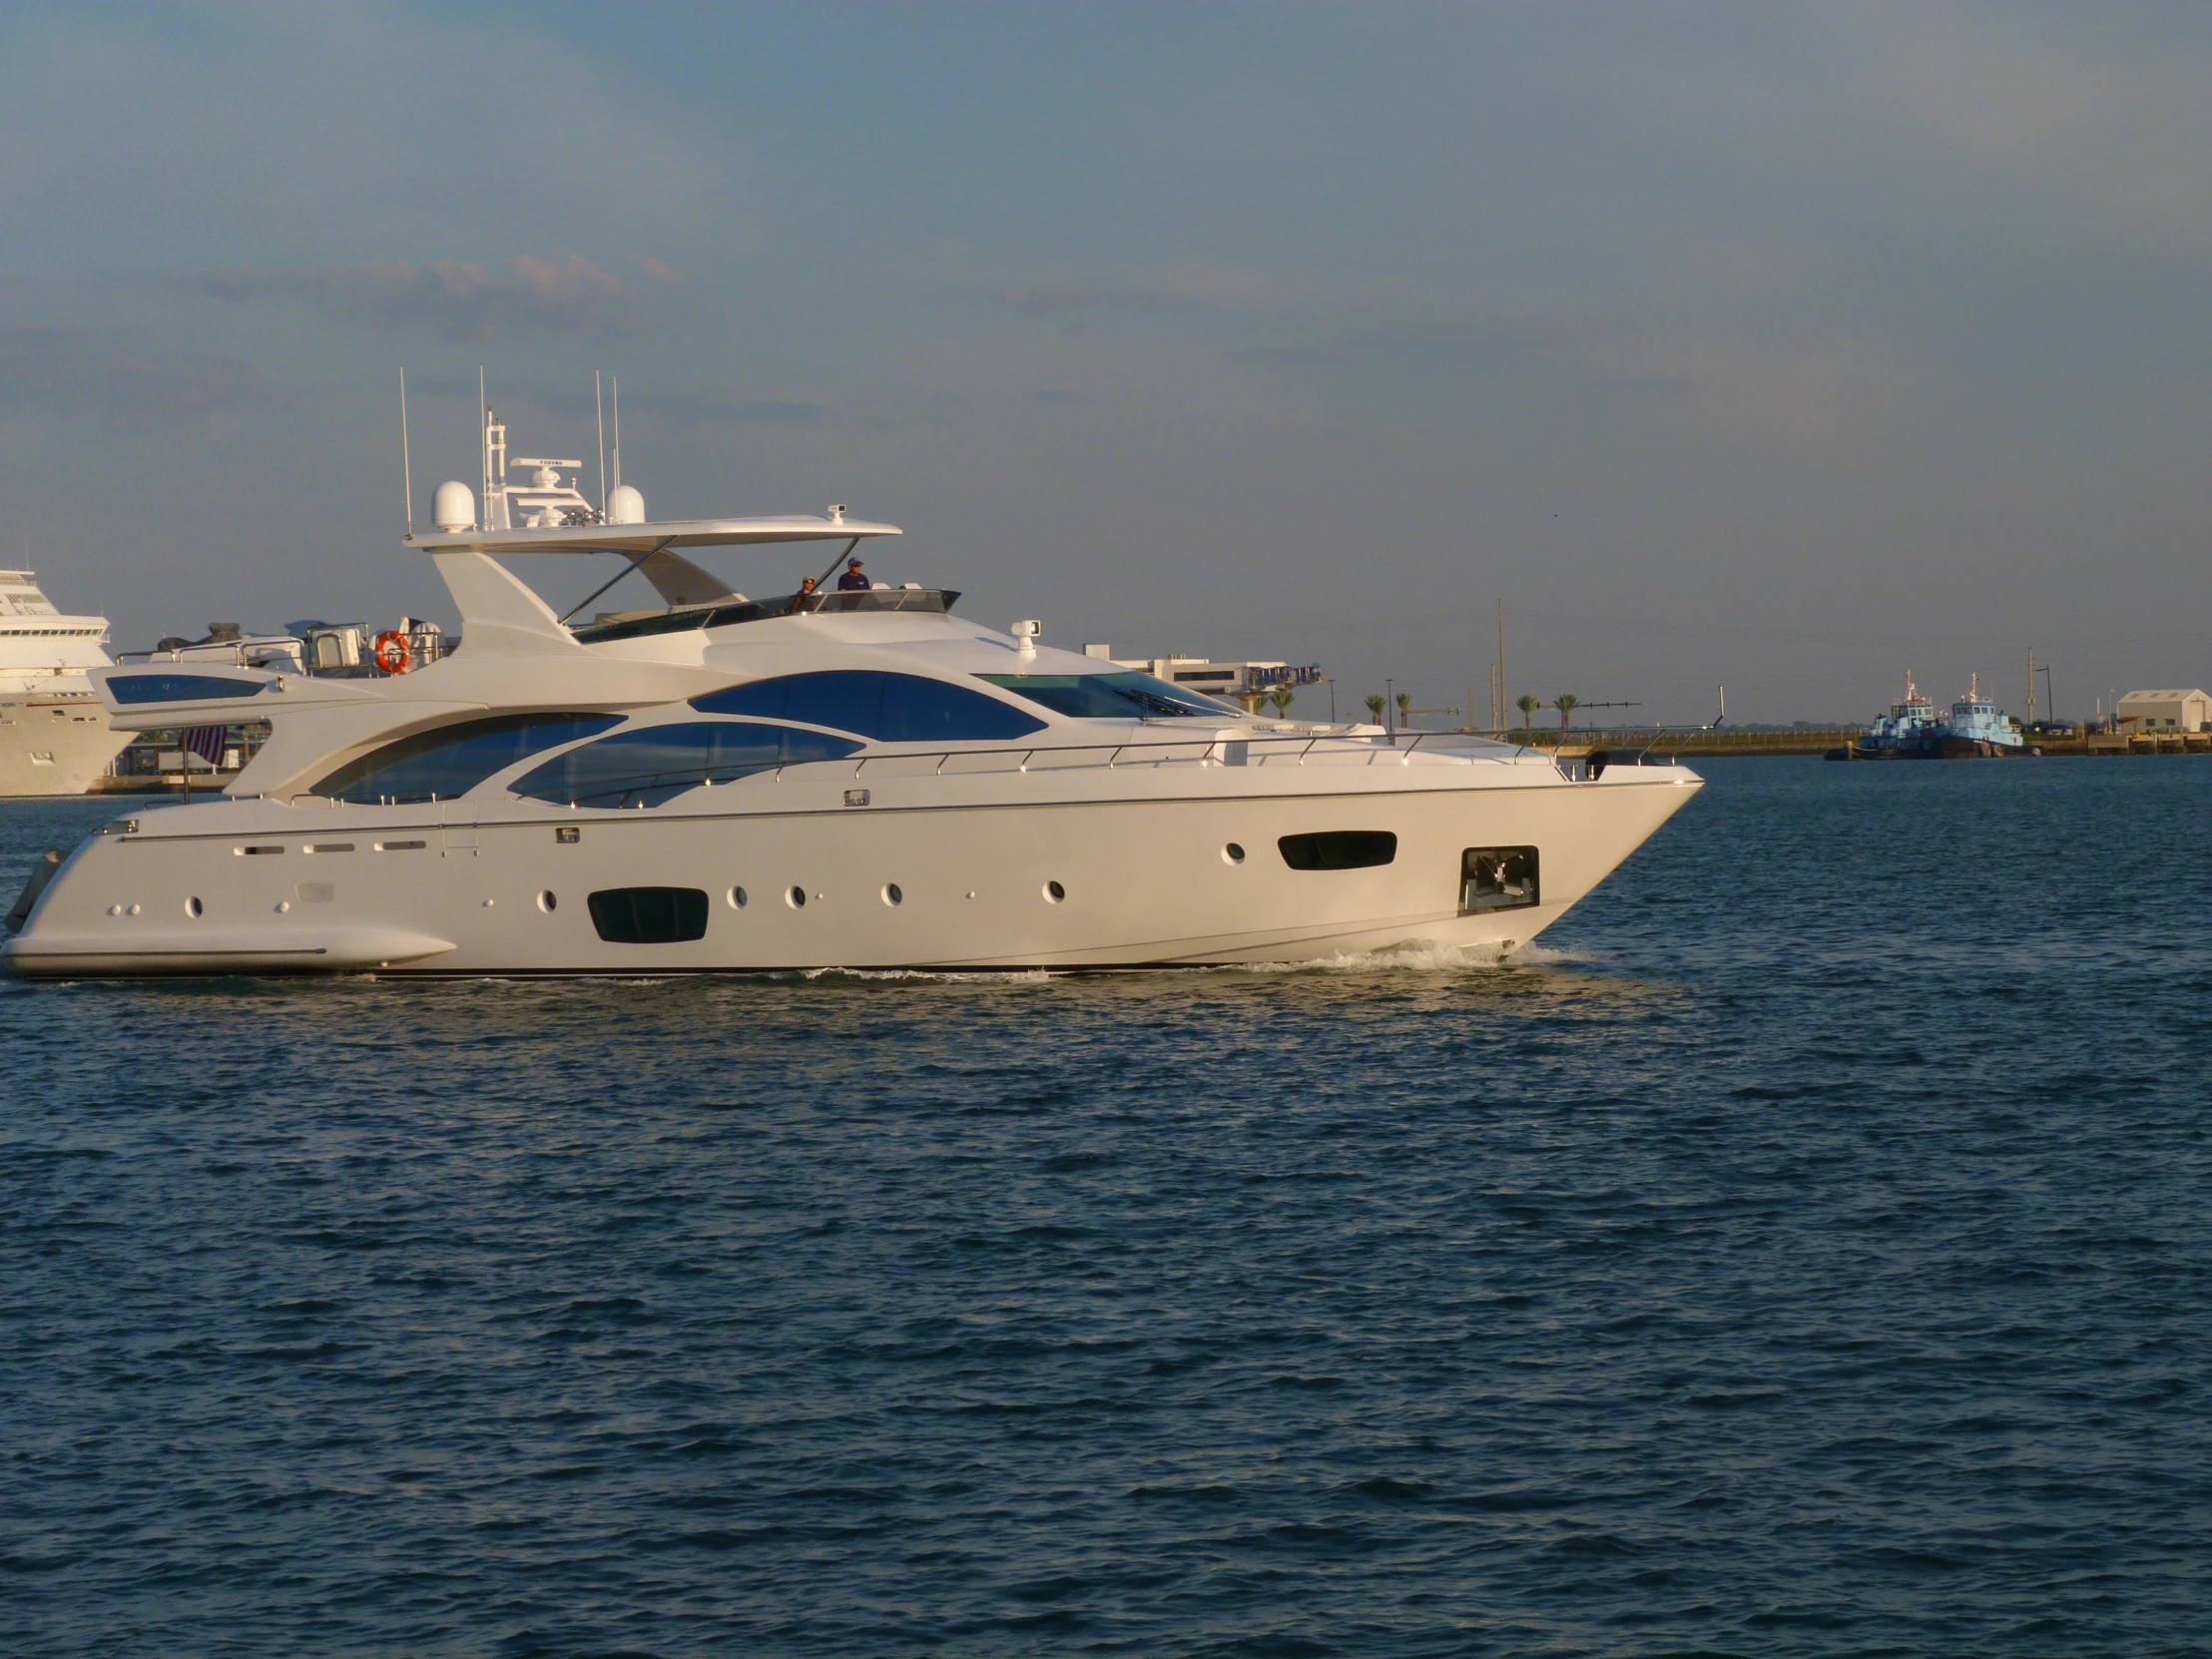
538;890;557;912
787;885;808;909
728;885;749;909
1224;842;1246;864
1044;879;1066;903
882;882;902;906
186;896;203;918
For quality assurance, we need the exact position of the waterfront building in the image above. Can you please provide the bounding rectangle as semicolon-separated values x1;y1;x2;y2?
2115;689;2211;733
1082;644;1322;711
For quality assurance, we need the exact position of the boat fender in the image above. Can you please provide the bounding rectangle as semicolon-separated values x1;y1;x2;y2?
372;631;412;674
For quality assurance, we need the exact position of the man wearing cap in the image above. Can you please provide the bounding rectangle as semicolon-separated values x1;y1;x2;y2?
836;556;871;592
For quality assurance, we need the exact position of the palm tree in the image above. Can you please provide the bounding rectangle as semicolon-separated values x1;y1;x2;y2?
1553;692;1578;730
1364;693;1386;726
1394;691;1412;728
1267;688;1295;718
1515;693;1540;732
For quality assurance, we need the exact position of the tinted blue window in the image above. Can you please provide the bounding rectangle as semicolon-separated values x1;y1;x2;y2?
976;671;1241;719
313;713;621;805
691;670;1044;742
109;674;268;705
510;721;862;809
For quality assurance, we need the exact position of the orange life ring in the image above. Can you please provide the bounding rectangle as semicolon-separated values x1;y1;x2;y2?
372;630;412;674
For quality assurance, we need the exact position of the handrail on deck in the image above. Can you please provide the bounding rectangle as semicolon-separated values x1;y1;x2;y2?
829;727;1538;780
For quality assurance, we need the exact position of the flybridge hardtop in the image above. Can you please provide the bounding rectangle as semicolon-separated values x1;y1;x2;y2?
408;515;901;555
402;399;900;619
9;393;1701;975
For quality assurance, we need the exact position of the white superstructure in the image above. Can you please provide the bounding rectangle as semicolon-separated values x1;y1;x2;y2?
0;570;130;797
4;411;1699;975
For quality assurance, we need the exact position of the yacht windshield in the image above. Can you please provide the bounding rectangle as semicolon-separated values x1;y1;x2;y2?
976;671;1242;720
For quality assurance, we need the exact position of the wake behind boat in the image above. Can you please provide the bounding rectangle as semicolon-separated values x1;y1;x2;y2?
5;407;1700;975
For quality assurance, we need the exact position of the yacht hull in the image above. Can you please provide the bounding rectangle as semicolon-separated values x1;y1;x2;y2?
5;766;1699;975
0;695;129;798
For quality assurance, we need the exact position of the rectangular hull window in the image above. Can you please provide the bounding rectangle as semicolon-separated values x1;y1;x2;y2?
587;886;710;944
1278;830;1397;871
1462;846;1538;913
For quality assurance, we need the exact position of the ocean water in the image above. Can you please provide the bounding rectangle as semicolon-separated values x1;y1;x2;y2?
3;756;2209;1657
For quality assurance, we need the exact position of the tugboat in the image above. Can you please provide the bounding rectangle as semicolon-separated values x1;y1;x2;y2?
1934;674;2024;758
1841;672;2023;759
1851;674;1943;758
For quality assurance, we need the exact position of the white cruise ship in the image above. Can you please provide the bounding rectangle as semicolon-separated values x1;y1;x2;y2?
0;570;130;797
3;410;1699;975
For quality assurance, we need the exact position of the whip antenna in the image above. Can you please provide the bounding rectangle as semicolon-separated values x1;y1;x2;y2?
399;367;414;534
594;371;608;517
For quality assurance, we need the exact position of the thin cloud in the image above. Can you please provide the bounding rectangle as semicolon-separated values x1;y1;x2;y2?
199;254;680;338
1347;323;1543;372
985;259;1402;318
536;387;826;426
0;326;267;430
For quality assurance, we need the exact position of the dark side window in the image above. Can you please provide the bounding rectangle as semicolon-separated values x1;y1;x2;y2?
108;674;268;705
510;721;861;809
588;887;709;944
691;670;1044;742
977;671;1241;720
312;713;620;805
1279;830;1397;870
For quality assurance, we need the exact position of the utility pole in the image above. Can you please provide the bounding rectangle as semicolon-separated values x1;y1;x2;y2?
2026;648;2035;725
1495;600;1505;734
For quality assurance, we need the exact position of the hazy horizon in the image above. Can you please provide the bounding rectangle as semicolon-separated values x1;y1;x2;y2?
2;3;2206;727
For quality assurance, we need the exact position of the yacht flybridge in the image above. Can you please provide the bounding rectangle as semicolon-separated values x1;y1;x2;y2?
4;410;1700;975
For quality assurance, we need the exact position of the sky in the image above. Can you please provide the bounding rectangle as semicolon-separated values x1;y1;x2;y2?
1;2;2206;727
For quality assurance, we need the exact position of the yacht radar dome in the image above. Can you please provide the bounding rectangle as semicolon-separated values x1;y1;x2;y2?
607;483;646;524
432;480;476;532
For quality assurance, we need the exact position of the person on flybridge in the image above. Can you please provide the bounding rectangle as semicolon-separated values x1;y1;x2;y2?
837;557;870;592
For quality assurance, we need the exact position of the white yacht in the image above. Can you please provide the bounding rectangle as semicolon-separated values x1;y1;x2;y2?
0;569;130;797
4;413;1700;975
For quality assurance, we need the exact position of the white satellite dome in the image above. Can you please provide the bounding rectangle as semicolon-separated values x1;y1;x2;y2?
432;480;476;532
607;483;646;525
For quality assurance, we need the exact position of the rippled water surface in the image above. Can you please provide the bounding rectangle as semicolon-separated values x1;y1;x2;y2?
5;757;2210;1656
